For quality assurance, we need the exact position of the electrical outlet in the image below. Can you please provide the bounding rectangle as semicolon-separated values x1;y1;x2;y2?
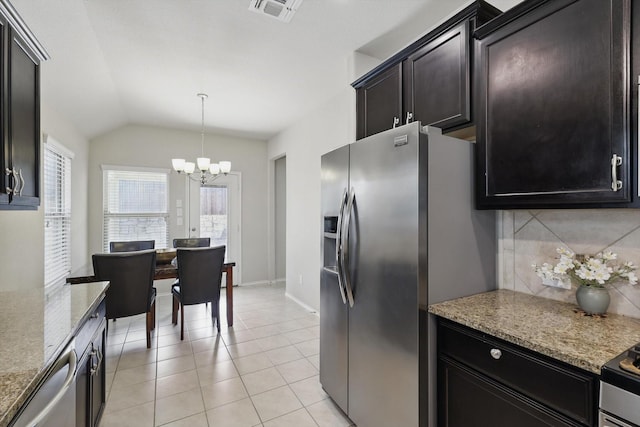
542;277;570;289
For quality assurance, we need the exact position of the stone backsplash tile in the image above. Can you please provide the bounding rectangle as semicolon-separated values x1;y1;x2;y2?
498;209;640;319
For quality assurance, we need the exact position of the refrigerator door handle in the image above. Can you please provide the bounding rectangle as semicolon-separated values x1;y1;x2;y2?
341;187;356;307
335;189;348;304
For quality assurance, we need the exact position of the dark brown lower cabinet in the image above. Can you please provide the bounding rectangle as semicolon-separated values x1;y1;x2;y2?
437;320;598;427
76;302;106;427
439;357;579;427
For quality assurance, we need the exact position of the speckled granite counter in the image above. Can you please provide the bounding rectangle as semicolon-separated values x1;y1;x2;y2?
0;282;108;427
428;289;640;375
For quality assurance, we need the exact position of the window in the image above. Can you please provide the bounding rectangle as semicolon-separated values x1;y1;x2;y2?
102;166;169;251
44;137;73;286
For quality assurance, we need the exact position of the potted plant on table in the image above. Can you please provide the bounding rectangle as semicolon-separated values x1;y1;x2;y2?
533;248;637;315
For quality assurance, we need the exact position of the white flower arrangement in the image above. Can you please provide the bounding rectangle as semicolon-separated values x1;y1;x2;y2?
532;248;638;289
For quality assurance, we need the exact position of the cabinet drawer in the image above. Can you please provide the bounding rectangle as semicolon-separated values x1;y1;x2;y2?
75;300;106;354
438;320;597;426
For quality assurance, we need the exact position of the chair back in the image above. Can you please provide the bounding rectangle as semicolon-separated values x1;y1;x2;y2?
173;237;210;248
176;246;225;306
110;240;155;252
92;250;156;319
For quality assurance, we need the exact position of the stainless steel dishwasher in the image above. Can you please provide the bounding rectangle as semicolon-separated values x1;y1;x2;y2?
600;344;640;427
10;340;77;427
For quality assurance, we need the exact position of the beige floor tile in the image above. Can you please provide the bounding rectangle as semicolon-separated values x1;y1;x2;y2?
156;369;200;399
155;387;205;426
282;329;315;344
111;363;157;387
190;326;220;341
250;386;302;422
201;377;249;409
254;335;291;352
220;328;257;345
194;346;232;367
262;408;318;427
158;331;190;348
293;339;319;357
307;399;352;427
275;358;318;384
192;336;228;355
197;360;239;387
105;379;156;413
100;401;154;427
122;338;157;353
227;340;263;359
289;375;327;407
233;353;274;375
117;348;158;370
306;354;320;370
157;341;193;361
126;329;150;343
159;412;209;427
265;346;303;366
157;354;196;378
241;367;287;395
206;398;261;427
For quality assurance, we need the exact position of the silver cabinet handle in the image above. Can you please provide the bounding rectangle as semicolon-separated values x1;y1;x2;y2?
25;341;77;427
490;348;502;360
90;344;103;376
16;168;24;196
405;112;413;124
392;117;400;128
341;187;356;308
611;154;622;191
334;189;348;305
5;168;13;194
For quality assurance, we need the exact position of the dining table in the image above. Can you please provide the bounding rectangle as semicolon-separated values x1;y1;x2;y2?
66;251;236;326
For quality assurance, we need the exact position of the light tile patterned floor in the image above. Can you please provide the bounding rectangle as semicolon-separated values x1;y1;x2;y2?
99;283;354;427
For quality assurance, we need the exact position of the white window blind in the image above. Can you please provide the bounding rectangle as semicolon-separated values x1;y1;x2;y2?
44;139;72;286
103;167;169;251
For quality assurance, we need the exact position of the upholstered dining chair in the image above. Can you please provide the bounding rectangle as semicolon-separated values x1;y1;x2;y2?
93;249;157;348
172;237;210;248
109;240;155;252
172;246;226;340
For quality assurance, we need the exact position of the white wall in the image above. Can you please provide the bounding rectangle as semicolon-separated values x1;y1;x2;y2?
268;88;354;311
0;102;90;290
88;124;269;285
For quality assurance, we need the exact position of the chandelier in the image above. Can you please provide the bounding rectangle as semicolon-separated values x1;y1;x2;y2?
171;93;231;185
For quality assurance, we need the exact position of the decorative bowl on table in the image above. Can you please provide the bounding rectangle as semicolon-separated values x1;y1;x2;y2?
156;249;176;265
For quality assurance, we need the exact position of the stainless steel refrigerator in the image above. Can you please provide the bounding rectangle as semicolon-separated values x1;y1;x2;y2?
320;122;496;427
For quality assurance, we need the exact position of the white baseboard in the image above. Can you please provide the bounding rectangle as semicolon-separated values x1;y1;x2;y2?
239;280;273;287
285;292;319;316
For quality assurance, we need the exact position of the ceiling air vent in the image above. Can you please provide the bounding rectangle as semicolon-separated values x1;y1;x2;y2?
249;0;303;23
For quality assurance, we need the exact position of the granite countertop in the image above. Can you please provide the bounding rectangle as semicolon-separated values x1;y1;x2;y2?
428;289;640;374
0;281;109;427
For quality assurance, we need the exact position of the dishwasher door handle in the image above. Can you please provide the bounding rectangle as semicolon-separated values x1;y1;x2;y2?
25;341;77;427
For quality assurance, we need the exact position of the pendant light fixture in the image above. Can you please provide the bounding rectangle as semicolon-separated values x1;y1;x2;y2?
171;93;231;185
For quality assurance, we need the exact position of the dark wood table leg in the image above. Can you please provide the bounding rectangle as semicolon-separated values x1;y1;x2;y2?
226;266;233;326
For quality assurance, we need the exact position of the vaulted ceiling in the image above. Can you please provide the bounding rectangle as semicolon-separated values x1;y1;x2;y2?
11;0;519;140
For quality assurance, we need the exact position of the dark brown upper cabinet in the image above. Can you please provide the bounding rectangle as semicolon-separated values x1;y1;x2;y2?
355;64;402;140
0;0;47;210
353;1;501;140
474;0;632;209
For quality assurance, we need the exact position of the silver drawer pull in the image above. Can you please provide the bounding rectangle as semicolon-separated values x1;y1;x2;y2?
490;348;502;360
611;154;622;191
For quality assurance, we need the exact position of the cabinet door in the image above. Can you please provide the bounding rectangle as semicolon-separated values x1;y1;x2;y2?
355;63;402;140
8;27;40;208
404;21;470;131
438;357;580;427
76;348;90;427
475;0;630;208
